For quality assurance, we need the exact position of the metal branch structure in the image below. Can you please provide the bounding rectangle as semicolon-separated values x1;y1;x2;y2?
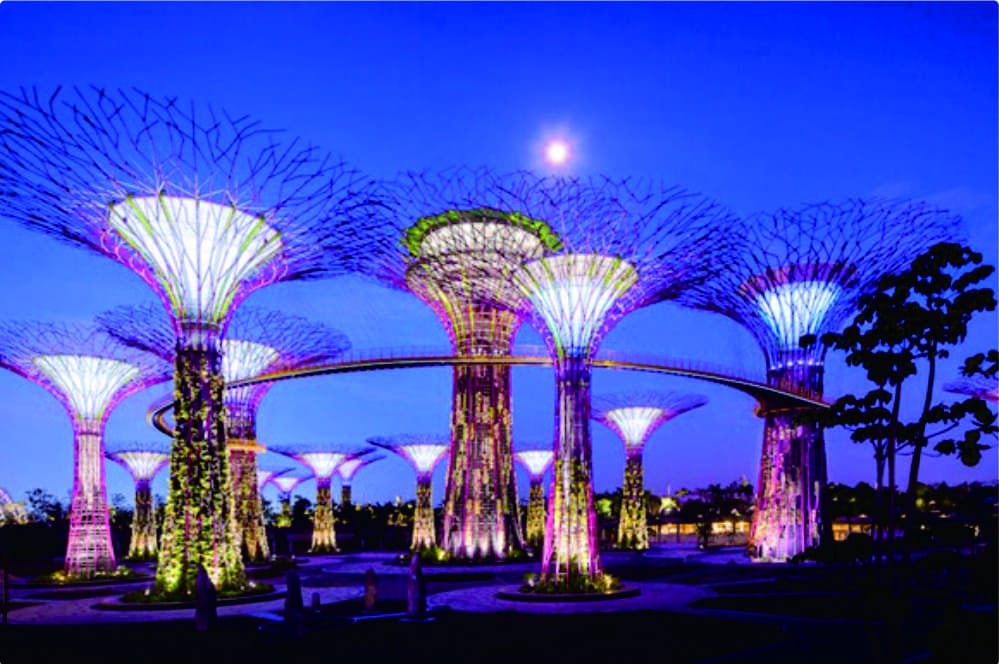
0;86;381;596
592;391;707;550
497;177;736;587
368;435;448;552
514;447;554;550
269;475;309;529
372;168;568;560
99;304;350;562
270;446;364;553
944;376;999;403
0;323;169;576
676;200;959;561
105;443;170;559
336;453;384;507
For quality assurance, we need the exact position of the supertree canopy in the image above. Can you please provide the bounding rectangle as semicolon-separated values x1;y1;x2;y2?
0;323;169;576
592;391;707;550
372;168;565;560
99;303;350;562
0;87;381;595
368;435;448;552
944;376;999;403
514;447;554;550
676;200;958;561
501;178;735;588
105;443;170;560
269;474;308;529
336;453;383;507
271;446;362;553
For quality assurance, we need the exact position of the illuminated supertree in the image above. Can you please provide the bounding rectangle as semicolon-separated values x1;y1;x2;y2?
0;323;168;576
0;87;380;595
501;178;734;588
271;447;362;553
677;201;957;561
269;475;308;529
514;448;554;550
368;435;448;552
373;169;565;560
592;392;707;550
105;444;170;559
99;304;350;562
336;453;384;507
944;376;999;403
0;487;28;526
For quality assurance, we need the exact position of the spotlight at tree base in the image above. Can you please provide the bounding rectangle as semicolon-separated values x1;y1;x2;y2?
0;323;169;577
368;435;448;552
336;453;384;507
544;141;570;166
504;178;736;589
106;445;171;560
514;447;554;550
677;199;958;561
0;87;381;596
373;169;567;561
592;392;707;550
100;305;351;564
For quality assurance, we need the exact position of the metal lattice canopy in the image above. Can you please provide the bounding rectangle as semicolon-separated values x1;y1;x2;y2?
943;375;999;403
337;452;384;482
592;391;708;452
105;442;171;481
270;474;309;497
0;86;383;338
514;448;555;479
368;434;449;479
270;445;374;481
256;467;292;489
0;322;170;427
675;200;960;369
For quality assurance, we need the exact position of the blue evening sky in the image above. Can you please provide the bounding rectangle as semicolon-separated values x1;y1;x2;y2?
0;2;995;508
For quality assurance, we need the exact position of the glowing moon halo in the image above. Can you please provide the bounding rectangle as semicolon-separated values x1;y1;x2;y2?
544;140;570;165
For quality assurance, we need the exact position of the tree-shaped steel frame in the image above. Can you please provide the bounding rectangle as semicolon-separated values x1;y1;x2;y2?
336;453;384;507
105;442;170;560
676;199;959;561
372;168;568;561
98;303;351;562
592;391;707;551
513;444;554;551
0;322;169;577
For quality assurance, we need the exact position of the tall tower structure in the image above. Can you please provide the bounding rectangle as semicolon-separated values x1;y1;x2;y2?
369;435;448;552
592;392;707;550
99;304;350;561
373;169;563;560
336;453;383;507
0;87;379;595
106;445;171;559
677;201;956;560
514;448;554;550
0;323;168;576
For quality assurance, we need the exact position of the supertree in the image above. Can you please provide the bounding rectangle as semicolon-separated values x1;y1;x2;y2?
336;453;384;507
0;87;381;595
372;168;565;560
0;487;28;526
944;376;999;403
98;304;350;562
499;178;735;588
0;323;169;576
269;475;309;529
368;435;448;552
592;391;708;550
513;447;554;550
676;200;957;561
105;443;170;559
270;446;364;553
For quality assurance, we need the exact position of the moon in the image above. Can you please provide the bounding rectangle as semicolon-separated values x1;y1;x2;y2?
544;140;570;166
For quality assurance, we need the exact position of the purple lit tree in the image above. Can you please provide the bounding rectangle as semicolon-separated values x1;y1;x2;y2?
514;447;554;550
99;304;350;562
373;169;563;560
336;453;383;507
105;443;170;559
0;87;380;595
677;201;956;561
0;323;169;576
592;392;707;550
503;178;734;589
269;475;308;529
368;435;448;552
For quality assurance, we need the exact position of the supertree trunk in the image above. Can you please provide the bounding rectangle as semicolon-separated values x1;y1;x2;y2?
155;337;245;595
413;478;436;551
229;448;269;562
341;485;352;507
618;450;648;550
542;354;601;584
128;479;157;559
525;480;546;549
311;481;337;553
65;426;116;575
749;361;826;561
277;498;293;528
